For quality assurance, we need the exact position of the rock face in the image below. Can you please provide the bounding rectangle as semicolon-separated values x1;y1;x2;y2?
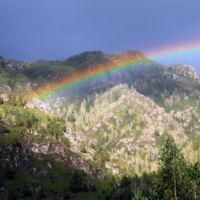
31;140;50;154
26;102;35;108
29;183;42;191
26;129;39;136
33;99;52;113
58;190;67;199
0;143;30;171
63;128;89;153
0;93;9;102
5;63;14;69
105;162;119;174
12;135;107;179
74;131;88;142
85;146;96;155
26;82;32;91
36;169;49;178
173;64;199;80
63;132;81;153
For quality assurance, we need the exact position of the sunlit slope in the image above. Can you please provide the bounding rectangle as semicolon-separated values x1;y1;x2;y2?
61;84;189;175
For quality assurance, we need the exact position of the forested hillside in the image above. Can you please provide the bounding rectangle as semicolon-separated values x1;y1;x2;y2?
1;50;200;199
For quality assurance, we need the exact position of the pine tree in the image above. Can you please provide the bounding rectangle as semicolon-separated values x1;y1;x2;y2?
18;96;23;106
188;162;200;199
120;175;130;188
81;144;87;153
152;135;192;199
0;97;3;104
132;188;148;200
30;113;36;124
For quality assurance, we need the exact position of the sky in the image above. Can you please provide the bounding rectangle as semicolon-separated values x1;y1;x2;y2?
0;0;200;74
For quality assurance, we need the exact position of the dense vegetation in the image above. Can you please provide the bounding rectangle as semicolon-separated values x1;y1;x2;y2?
111;135;200;200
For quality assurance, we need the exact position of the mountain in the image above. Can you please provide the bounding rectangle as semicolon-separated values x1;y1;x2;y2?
1;51;200;199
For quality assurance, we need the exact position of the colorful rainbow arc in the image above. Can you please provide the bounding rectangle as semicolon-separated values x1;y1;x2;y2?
30;41;200;101
30;55;150;101
146;41;200;61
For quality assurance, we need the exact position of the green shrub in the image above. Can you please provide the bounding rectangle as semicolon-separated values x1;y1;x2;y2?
12;137;21;148
90;185;96;191
0;97;3;104
9;190;18;200
154;129;159;137
21;185;31;198
64;193;71;199
81;144;87;153
105;195;110;200
3;166;16;180
120;175;130;188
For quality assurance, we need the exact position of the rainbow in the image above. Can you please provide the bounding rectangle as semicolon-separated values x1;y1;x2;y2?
145;40;200;62
29;41;200;101
29;53;151;101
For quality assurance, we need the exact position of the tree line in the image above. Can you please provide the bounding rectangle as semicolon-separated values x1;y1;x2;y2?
112;135;200;200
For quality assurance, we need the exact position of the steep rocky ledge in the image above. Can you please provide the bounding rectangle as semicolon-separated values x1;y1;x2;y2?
0;134;107;185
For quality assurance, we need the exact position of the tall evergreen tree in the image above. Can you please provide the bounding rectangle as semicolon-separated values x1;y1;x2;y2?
0;97;3;104
152;135;192;200
132;189;149;200
188;162;200;199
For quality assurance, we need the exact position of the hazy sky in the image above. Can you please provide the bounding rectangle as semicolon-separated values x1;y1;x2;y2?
1;0;200;73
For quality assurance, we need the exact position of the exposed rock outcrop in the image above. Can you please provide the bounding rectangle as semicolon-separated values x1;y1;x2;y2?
173;64;199;80
0;93;10;102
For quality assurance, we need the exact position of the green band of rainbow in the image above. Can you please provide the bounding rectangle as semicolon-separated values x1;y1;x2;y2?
30;55;150;101
30;41;200;102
